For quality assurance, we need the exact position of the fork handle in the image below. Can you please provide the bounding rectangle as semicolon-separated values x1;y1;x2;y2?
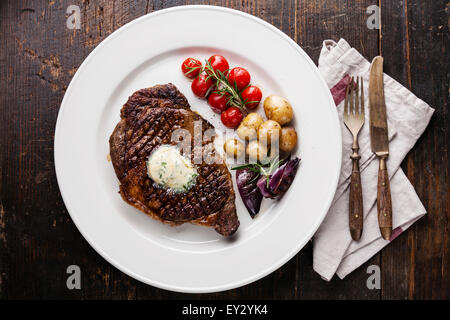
349;147;363;240
377;156;392;240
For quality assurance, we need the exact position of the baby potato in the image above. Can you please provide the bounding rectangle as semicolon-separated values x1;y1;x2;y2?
279;127;298;152
263;95;294;125
257;120;281;145
223;138;244;158
237;113;264;141
237;125;257;141
242;112;264;129
246;140;268;162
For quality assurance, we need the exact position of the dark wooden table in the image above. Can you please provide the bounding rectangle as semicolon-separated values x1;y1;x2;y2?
0;0;447;299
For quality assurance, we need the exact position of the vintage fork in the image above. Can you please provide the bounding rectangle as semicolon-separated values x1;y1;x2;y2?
343;76;365;240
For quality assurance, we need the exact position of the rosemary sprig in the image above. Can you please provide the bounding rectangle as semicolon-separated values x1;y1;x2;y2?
203;60;248;112
183;59;202;76
186;59;259;113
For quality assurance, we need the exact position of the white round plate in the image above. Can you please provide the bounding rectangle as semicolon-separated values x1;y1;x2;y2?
55;5;341;293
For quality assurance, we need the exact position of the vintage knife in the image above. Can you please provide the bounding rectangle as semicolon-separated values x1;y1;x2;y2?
369;56;392;240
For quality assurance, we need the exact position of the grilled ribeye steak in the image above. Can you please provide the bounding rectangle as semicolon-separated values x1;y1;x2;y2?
109;83;239;236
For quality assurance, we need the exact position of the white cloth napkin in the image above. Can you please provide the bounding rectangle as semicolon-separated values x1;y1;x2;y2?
313;39;434;281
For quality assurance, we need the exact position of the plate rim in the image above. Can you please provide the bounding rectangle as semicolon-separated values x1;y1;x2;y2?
54;5;342;293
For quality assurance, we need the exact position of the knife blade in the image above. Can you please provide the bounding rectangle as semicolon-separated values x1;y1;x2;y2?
369;57;389;156
369;56;393;240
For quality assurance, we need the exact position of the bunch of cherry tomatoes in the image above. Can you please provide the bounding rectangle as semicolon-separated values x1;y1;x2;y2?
181;55;262;128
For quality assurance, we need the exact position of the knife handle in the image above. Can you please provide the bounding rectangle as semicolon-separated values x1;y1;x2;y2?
349;148;363;240
377;156;392;240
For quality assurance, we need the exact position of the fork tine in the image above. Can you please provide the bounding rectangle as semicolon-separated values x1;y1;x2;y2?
350;76;354;114
355;76;360;115
360;77;365;119
344;80;350;116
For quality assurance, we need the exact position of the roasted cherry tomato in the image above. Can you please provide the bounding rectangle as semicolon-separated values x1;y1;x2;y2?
181;58;202;78
208;55;229;75
191;73;213;98
221;107;244;128
241;86;262;109
208;92;230;113
227;67;251;91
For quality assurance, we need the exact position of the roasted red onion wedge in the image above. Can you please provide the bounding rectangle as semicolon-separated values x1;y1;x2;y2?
267;161;288;194
256;157;300;199
269;157;300;197
233;156;300;217
236;168;263;218
257;176;276;199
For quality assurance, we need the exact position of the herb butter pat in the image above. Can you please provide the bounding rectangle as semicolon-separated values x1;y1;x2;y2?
146;145;198;192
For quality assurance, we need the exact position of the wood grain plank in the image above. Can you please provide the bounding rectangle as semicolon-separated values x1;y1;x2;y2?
379;0;449;299
401;0;448;300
